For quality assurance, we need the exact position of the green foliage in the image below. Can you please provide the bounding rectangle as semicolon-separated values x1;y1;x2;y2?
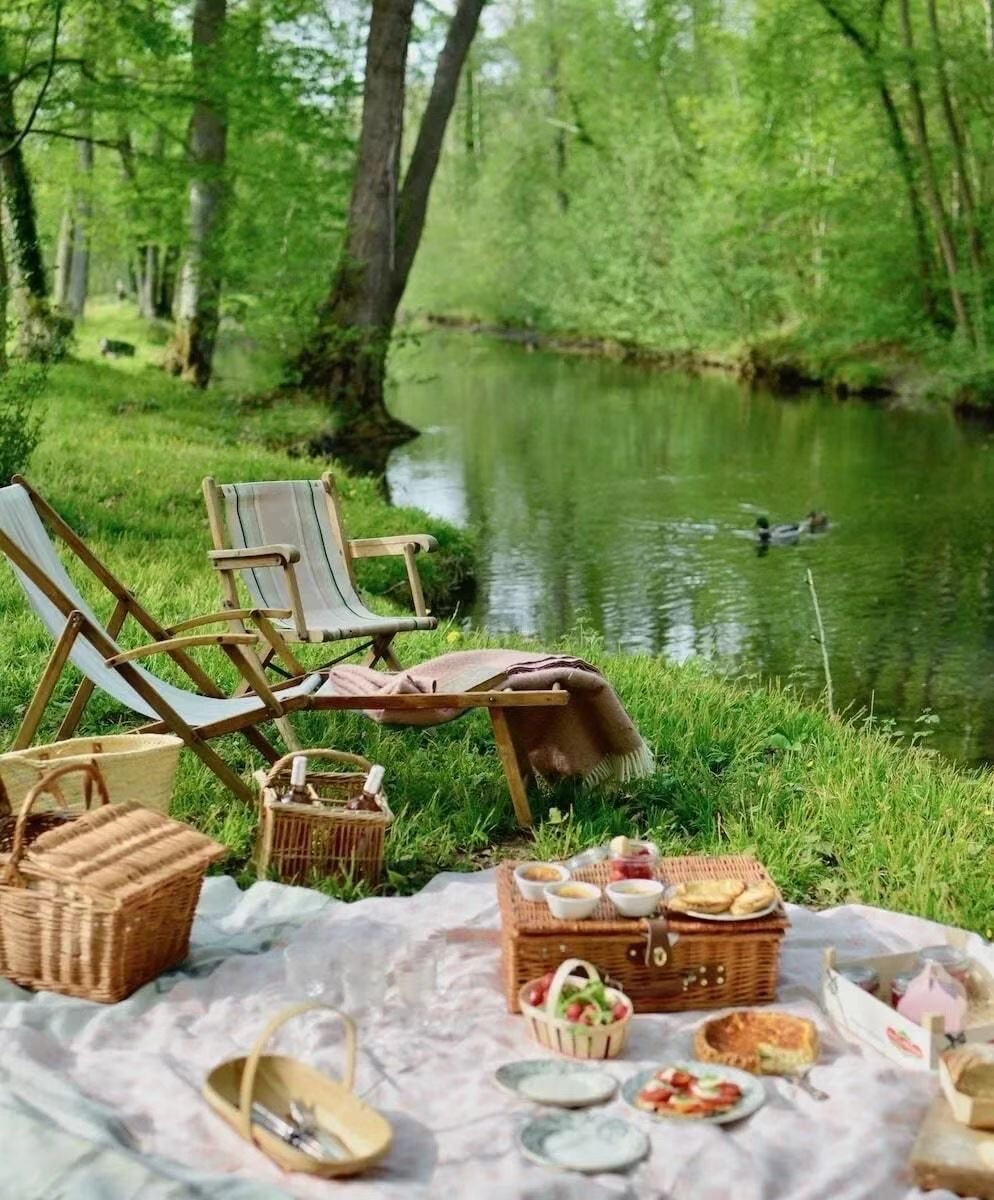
409;0;994;380
0;363;45;483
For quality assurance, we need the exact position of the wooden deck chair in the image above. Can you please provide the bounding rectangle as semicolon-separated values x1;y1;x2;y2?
0;479;566;824
202;473;439;676
0;476;325;803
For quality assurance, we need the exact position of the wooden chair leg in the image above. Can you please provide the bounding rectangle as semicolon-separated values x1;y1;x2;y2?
490;707;533;827
13;614;83;749
364;635;401;671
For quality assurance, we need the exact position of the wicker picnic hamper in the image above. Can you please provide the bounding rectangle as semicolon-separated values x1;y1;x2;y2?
519;958;633;1059
498;854;788;1014
0;733;182;815
0;761;226;1002
253;750;392;886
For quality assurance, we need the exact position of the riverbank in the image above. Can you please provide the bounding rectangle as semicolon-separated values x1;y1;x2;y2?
1;320;992;933
415;312;994;414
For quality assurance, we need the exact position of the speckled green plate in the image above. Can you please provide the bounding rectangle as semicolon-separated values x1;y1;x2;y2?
519;1112;649;1173
496;1060;618;1108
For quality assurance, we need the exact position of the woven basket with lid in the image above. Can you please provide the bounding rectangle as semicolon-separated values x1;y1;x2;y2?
0;761;226;1002
499;854;788;1014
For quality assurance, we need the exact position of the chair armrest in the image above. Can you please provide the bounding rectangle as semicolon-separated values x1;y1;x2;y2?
349;535;438;558
105;633;258;668
208;544;301;570
166;608;292;635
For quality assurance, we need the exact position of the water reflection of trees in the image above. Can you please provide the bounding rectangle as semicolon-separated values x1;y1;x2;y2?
388;335;994;763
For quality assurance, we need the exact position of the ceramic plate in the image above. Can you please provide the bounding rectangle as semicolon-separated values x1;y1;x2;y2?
680;901;779;922
622;1061;766;1125
519;1112;649;1173
496;1060;618;1108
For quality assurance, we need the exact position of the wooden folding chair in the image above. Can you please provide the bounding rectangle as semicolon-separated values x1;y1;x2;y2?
202;473;439;676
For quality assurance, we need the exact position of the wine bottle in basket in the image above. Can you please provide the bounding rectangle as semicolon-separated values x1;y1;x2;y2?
279;755;309;804
346;764;385;812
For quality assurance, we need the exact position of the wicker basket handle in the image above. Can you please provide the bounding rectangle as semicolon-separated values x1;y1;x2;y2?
1;762;110;885
544;957;602;1016
263;749;372;787
236;1002;357;1141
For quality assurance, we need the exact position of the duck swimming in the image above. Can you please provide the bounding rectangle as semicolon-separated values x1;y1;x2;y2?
756;516;801;544
755;512;830;544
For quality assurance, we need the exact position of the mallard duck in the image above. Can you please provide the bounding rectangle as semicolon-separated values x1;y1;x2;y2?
756;516;801;544
805;510;829;531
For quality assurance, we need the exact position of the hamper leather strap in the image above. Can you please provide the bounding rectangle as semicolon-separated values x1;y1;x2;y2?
642;917;678;968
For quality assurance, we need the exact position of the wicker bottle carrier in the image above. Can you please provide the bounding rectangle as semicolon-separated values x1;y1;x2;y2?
253;751;393;886
519;958;633;1060
0;733;182;815
0;761;226;1003
203;1002;393;1177
499;855;788;1014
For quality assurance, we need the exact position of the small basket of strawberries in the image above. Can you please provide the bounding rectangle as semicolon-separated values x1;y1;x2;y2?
519;957;633;1060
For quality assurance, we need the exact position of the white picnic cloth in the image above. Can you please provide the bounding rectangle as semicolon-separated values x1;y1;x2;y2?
0;870;984;1200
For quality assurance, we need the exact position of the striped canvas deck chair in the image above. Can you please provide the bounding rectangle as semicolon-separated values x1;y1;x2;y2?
202;473;439;676
0;477;324;804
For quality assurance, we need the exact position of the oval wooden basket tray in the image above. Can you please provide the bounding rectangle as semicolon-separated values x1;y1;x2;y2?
203;1002;392;1177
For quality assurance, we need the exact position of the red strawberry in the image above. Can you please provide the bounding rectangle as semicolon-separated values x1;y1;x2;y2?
580;1005;598;1025
526;985;545;1007
565;1001;584;1021
612;1001;629;1022
539;971;554;989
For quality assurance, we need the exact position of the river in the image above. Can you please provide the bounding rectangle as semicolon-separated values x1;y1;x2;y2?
385;331;994;766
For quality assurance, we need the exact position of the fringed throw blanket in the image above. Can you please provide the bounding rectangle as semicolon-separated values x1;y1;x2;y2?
317;650;654;787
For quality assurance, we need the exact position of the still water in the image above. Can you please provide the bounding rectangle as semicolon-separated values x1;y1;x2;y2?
386;332;994;765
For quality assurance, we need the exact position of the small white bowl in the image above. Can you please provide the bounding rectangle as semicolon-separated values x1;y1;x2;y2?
514;862;571;902
606;878;664;918
544;881;602;921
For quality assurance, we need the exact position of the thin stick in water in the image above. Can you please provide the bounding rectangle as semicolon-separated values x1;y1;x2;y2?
806;568;834;717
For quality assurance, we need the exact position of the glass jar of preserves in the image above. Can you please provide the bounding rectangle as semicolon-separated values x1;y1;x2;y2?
917;945;972;988
891;968;920;1008
839;965;880;996
608;838;660;882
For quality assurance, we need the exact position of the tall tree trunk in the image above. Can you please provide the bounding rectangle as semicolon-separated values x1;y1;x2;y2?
0;215;8;375
293;0;415;434
138;243;159;319
53;205;73;309
293;0;485;444
157;243;180;317
926;0;985;346
897;0;973;343
815;0;939;327
0;34;62;360
165;0;229;388
66;133;93;320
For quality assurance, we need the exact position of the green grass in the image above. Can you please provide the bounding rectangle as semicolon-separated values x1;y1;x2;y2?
2;307;993;933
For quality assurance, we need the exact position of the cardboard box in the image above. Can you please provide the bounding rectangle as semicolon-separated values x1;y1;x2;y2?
822;946;994;1071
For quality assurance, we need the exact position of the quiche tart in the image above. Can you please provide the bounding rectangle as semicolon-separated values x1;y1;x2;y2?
694;1010;819;1076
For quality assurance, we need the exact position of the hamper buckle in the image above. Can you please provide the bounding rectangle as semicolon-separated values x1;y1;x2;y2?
642;918;678;969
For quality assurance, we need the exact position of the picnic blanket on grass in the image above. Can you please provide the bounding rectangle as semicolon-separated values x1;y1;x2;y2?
318;650;654;786
0;871;985;1200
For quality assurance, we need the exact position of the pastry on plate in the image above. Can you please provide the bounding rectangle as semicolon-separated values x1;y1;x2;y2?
694;1010;819;1075
666;879;745;914
729;883;777;915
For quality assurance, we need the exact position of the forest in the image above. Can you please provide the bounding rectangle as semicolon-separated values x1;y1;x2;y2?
2;0;994;432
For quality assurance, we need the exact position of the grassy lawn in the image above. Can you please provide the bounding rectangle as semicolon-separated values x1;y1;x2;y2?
1;307;993;933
